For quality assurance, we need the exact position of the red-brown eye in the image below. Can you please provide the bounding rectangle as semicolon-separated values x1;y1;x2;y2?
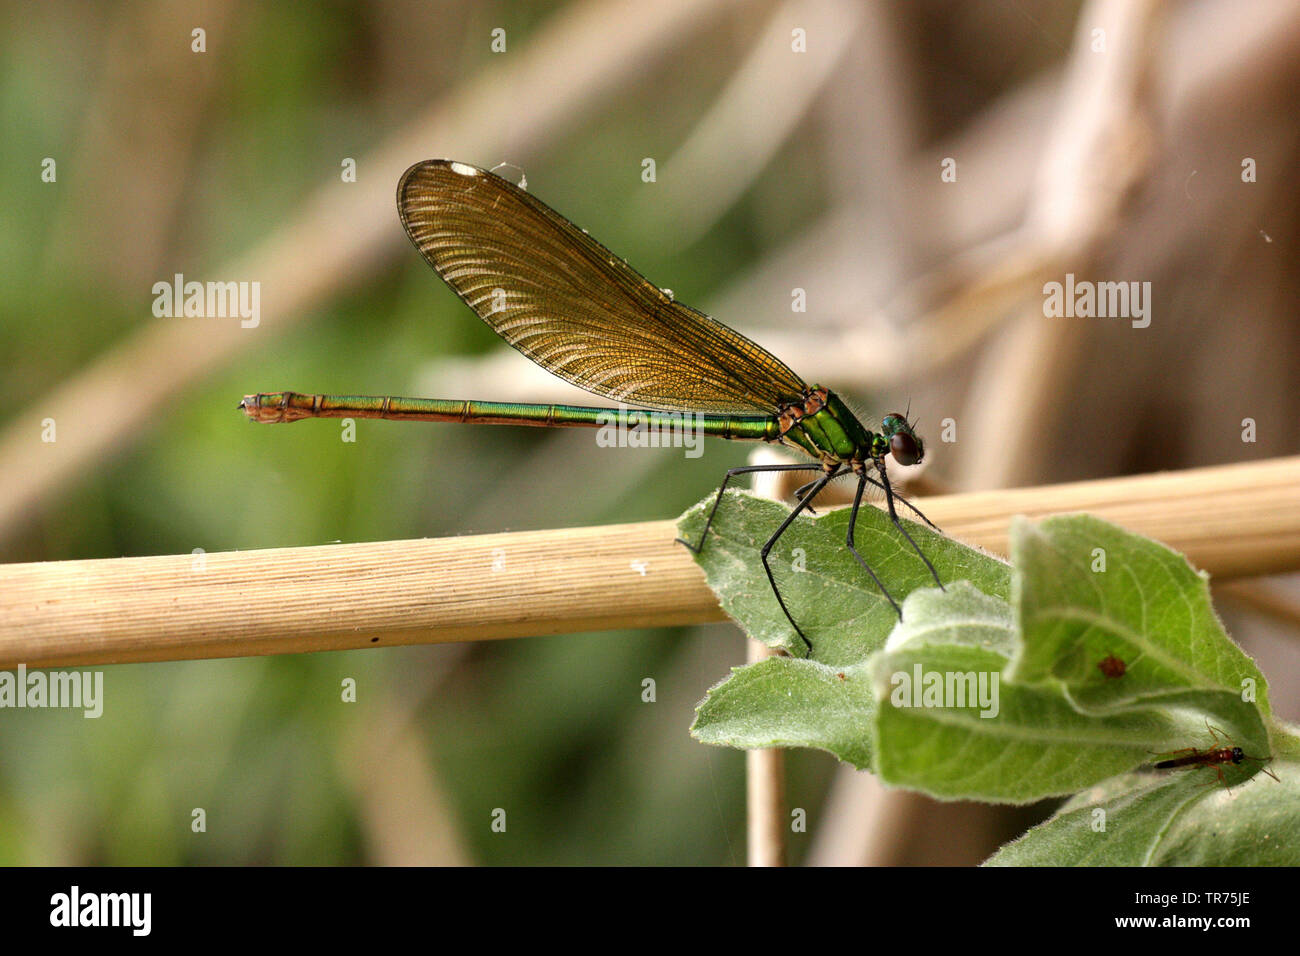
890;433;920;466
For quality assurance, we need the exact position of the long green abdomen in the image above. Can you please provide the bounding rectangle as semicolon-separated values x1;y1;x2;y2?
241;391;781;442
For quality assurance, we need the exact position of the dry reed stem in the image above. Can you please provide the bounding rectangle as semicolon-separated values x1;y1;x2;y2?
2;455;1297;668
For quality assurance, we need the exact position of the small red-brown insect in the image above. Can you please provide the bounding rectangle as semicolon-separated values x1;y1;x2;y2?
1097;653;1126;679
1153;724;1279;790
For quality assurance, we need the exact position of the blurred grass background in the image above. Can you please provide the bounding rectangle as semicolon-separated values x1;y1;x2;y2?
2;0;1299;864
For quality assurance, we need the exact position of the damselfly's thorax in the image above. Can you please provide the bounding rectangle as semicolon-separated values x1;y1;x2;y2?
776;387;926;472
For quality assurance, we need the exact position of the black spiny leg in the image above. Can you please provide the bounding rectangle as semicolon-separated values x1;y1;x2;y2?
845;472;902;617
793;464;846;515
676;463;823;554
793;468;939;530
861;473;941;532
757;470;836;656
876;461;944;590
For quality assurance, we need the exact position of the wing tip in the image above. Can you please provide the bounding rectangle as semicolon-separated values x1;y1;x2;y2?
397;158;482;206
398;158;481;185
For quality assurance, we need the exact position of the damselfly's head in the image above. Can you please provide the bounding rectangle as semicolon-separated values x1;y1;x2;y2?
880;412;924;467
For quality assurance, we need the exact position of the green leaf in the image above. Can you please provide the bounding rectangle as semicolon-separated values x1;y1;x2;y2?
681;490;1010;770
986;759;1300;866
871;583;1173;800
1008;514;1271;724
680;491;1298;863
675;490;1010;666
691;657;876;767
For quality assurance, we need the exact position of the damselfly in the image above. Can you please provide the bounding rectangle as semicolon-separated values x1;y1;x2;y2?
242;160;942;654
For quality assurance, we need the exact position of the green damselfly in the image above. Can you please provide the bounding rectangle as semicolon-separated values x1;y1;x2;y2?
242;160;942;654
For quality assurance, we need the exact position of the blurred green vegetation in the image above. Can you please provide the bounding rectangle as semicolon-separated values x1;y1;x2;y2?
6;0;1297;867
0;0;855;864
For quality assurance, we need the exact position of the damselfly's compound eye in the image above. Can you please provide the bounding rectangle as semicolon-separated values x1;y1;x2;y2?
890;432;921;466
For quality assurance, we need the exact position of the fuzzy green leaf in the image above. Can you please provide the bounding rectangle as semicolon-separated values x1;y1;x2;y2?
986;759;1300;866
680;490;1297;864
871;583;1173;800
690;657;876;767
675;489;1009;666
1008;514;1272;724
680;489;1009;770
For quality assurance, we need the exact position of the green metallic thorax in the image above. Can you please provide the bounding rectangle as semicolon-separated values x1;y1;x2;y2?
778;387;881;467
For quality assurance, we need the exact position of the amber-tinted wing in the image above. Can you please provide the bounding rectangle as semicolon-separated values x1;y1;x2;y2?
397;160;808;414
